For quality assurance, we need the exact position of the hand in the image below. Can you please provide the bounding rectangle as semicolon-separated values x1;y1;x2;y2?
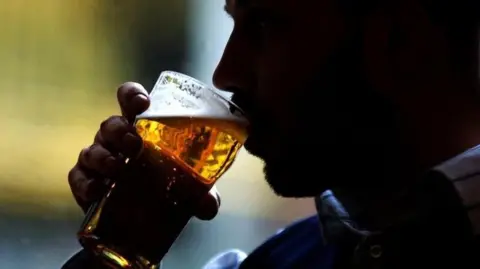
68;82;221;221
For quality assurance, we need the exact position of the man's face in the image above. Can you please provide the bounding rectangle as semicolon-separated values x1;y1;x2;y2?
214;0;400;197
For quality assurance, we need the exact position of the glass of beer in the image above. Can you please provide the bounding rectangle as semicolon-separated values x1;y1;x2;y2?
77;71;248;269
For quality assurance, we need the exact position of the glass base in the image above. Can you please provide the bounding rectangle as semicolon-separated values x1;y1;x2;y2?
80;234;160;269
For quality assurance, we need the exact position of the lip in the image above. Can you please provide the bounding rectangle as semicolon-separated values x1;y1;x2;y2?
243;135;257;155
242;124;266;159
230;93;266;157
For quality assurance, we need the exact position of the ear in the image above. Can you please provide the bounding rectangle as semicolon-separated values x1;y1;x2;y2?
362;0;451;104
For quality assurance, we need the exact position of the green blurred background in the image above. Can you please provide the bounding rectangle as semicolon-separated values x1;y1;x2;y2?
0;1;315;268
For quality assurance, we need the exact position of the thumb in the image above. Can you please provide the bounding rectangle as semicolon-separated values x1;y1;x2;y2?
117;82;150;123
194;185;221;221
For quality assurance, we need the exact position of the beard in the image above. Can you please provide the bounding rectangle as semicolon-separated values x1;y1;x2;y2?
260;33;402;198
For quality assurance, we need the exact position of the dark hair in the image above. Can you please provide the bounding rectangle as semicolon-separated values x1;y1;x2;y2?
341;0;479;81
423;0;479;76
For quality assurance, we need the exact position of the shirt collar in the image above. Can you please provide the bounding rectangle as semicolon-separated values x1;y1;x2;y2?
316;144;480;243
433;144;480;235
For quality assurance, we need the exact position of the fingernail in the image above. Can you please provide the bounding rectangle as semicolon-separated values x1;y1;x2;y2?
133;94;150;111
133;93;149;101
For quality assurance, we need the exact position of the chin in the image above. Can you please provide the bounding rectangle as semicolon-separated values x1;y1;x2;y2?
243;133;267;160
244;131;329;198
262;155;329;198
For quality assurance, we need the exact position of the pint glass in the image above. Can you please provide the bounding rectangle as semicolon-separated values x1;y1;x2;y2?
77;71;248;269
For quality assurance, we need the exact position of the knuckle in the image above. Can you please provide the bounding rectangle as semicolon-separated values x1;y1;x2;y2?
78;146;92;162
99;116;129;139
100;115;120;132
94;129;103;144
67;167;77;187
79;144;106;170
68;165;85;192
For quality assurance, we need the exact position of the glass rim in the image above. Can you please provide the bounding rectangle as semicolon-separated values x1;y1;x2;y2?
161;70;247;117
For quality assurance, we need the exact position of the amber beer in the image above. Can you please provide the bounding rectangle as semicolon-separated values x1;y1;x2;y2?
77;72;248;269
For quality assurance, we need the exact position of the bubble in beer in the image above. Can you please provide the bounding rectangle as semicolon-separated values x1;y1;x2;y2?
135;114;247;184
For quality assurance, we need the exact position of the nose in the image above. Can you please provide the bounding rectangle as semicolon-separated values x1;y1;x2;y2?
212;29;255;95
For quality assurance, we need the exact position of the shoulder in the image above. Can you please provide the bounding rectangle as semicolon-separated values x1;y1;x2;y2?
238;215;335;269
432;145;480;236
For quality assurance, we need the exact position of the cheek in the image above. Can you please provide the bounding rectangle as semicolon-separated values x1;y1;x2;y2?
256;46;317;126
256;14;347;126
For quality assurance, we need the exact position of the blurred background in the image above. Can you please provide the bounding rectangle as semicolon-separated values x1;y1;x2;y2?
0;1;315;268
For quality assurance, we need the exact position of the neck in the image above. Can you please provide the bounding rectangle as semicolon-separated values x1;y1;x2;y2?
331;178;419;231
332;100;480;231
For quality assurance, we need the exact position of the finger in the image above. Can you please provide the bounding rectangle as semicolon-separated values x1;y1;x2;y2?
94;116;143;158
117;82;150;122
68;164;109;212
78;144;122;177
194;186;221;221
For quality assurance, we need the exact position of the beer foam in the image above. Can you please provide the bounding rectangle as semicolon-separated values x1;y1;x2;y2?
138;79;246;125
